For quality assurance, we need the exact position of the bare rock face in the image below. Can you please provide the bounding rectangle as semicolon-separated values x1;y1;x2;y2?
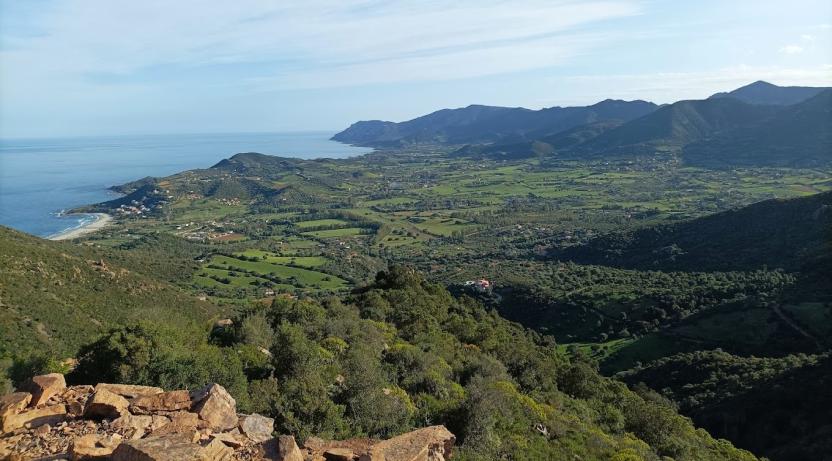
130;390;192;414
70;433;123;460
1;404;67;433
190;384;237;432
238;413;274;443
23;373;67;407
95;383;164;399
84;388;130;419
359;425;455;461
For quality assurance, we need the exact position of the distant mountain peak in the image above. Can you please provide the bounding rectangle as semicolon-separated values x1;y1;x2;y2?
709;81;829;105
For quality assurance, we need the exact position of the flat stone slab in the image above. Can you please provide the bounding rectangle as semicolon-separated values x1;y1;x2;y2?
95;383;164;399
2;404;67;433
130;390;192;413
111;433;232;461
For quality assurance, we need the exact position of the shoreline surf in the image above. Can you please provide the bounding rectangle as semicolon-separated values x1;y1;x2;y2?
47;213;113;241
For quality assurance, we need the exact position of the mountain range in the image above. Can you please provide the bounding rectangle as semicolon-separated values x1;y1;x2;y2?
334;81;831;167
332;99;658;146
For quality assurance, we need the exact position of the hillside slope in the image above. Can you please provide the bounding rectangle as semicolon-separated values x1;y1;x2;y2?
620;351;832;461
684;89;832;167
0;226;222;358
574;97;779;155
552;191;832;273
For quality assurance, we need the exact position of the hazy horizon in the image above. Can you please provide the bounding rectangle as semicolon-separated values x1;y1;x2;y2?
2;0;831;138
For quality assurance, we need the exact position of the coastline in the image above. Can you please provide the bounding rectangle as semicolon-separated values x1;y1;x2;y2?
47;213;113;241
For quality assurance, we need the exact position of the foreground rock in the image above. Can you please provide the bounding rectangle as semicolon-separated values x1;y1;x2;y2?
71;433;123;460
130;390;192;414
96;383;164;399
2;404;67;432
111;433;233;461
24;372;66;407
272;435;303;461
238;414;274;443
360;426;456;461
85;388;130;419
191;384;238;432
0;373;456;461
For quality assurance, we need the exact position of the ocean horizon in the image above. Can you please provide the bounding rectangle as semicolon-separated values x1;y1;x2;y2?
0;131;372;237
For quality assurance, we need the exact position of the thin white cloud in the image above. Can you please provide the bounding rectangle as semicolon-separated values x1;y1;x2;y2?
0;0;642;88
779;44;805;54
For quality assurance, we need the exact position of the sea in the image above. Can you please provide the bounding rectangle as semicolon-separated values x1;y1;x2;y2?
0;132;372;238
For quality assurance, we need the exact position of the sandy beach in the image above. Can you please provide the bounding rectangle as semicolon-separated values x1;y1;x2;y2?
48;213;113;241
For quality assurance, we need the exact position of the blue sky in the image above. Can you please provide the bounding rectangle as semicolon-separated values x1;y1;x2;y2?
1;0;830;138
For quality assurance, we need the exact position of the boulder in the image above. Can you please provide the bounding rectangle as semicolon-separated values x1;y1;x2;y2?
0;393;31;421
95;383;164;399
238;413;274;443
190;384;237;432
71;433;123;460
1;404;67;433
359;426;455;461
84;388;130;419
130;390;192;413
276;435;304;461
23;373;66;406
111;433;232;461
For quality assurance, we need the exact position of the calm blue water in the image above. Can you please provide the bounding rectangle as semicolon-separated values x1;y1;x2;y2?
0;132;371;237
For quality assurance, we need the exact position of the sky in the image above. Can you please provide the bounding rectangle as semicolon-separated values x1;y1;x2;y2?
1;0;830;138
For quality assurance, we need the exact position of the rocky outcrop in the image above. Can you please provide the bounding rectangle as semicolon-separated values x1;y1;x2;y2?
191;384;237;432
360;426;456;461
0;373;456;460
